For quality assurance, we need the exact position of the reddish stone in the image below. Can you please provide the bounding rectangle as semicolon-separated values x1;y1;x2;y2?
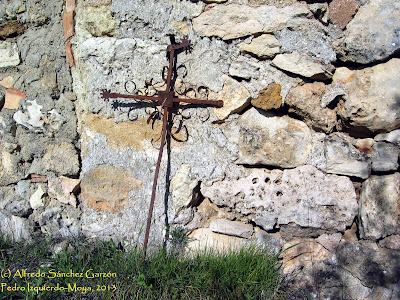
329;0;358;29
30;174;48;183
62;11;74;41
65;43;75;67
4;88;25;110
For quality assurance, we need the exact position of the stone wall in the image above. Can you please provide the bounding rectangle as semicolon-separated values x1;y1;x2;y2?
1;0;399;298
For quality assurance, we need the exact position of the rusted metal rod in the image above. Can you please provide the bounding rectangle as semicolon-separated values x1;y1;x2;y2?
143;106;169;256
173;98;223;107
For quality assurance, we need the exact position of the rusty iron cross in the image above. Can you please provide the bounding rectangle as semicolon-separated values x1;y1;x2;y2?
101;38;223;256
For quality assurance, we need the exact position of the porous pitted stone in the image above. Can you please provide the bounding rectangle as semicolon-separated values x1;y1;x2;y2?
78;6;115;37
201;166;358;232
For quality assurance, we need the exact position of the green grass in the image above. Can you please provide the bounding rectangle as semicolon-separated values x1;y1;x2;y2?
0;235;283;300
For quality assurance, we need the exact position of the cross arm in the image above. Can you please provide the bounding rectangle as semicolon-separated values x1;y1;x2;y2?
102;90;158;103
173;97;223;108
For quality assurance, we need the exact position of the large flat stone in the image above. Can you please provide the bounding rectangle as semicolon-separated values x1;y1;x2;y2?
193;3;311;40
209;219;254;238
334;59;400;133
335;0;400;64
201;165;358;232
236;108;312;168
187;228;247;253
272;52;334;80
325;133;370;179
360;173;400;240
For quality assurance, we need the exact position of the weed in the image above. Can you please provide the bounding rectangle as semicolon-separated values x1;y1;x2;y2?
0;234;283;300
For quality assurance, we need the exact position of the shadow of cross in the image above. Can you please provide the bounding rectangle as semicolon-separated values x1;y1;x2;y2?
101;38;223;257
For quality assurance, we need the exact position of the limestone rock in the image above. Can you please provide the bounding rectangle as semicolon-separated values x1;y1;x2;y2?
0;211;31;242
187;228;247;252
0;146;26;186
201;166;358;231
379;235;400;250
275;20;337;64
342;222;358;243
251;83;282;111
0;75;13;88
371;142;399;172
254;228;283;255
316;233;342;252
238;34;281;59
360;173;400;240
286;82;337;133
334;59;400;133
214;75;250;120
13;100;44;129
29;185;45;209
0;185;30;217
4;88;25;110
48;177;80;207
42;143;80;176
282;238;330;275
272;52;334;80
374;129;400;145
335;0;400;64
325;133;370;179
0;41;20;68
170;164;198;217
193;3;311;40
320;82;347;108
209;219;254;238
309;3;329;24
236;108;312;168
228;57;259;80
283;239;373;299
336;241;400;287
80;6;116;37
328;0;358;29
80;165;142;213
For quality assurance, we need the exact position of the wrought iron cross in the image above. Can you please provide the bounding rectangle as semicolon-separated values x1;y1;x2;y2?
101;38;223;256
